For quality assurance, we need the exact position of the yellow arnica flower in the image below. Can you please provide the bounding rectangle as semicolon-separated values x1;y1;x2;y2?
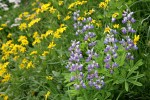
1;24;7;27
42;51;49;56
30;51;38;55
49;6;56;14
46;76;53;80
88;9;95;15
0;27;3;31
99;2;107;9
28;18;41;27
2;73;11;82
104;26;111;33
48;41;56;49
105;0;110;4
64;15;70;21
45;91;51;100
112;12;119;18
134;35;140;45
19;23;27;31
7;33;12;38
58;1;63;6
113;24;119;28
4;95;8;100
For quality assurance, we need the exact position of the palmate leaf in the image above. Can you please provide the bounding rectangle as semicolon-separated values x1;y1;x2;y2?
127;59;143;78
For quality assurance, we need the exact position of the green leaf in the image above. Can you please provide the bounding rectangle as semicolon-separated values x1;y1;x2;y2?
66;82;76;87
133;59;143;68
129;74;144;80
127;59;143;77
125;81;129;92
128;80;143;86
67;90;79;96
52;71;60;77
77;97;84;100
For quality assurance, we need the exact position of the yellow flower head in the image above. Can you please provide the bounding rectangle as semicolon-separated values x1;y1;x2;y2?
46;76;53;80
99;2;107;9
7;33;12;38
104;26;111;33
58;1;63;6
2;73;11;82
42;51;49;56
112;12;119;18
45;91;51;100
49;6;56;14
30;51;38;55
113;24;119;28
134;35;140;45
48;41;56;49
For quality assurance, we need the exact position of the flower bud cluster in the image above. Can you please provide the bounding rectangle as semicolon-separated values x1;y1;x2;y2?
104;29;118;73
73;10;94;35
87;61;105;89
120;10;138;60
66;11;105;90
66;40;86;89
121;10;136;34
119;36;138;60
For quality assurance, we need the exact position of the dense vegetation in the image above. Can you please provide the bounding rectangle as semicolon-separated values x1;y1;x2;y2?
0;0;150;100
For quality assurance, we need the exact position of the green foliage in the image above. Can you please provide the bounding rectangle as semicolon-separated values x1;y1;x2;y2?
0;0;149;100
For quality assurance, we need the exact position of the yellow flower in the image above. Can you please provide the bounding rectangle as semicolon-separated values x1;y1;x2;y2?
28;18;41;27
64;15;70;21
99;2;107;9
134;35;140;45
18;36;29;46
46;30;53;36
20;63;25;69
22;58;28;64
57;13;61;20
105;0;110;4
2;73;11;82
42;51;49;56
27;61;34;69
88;9;95;15
41;3;51;12
58;1;63;6
46;76;53;80
0;27;3;31
49;6;56;14
45;91;51;100
4;95;8;100
1;24;7;27
91;19;96;24
19;23;27;31
112;12;119;18
13;56;19;61
7;33;12;38
30;51;38;55
77;17;84;21
113;24;119;28
33;31;39;38
48;41;56;49
104;26;111;33
32;38;41;46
